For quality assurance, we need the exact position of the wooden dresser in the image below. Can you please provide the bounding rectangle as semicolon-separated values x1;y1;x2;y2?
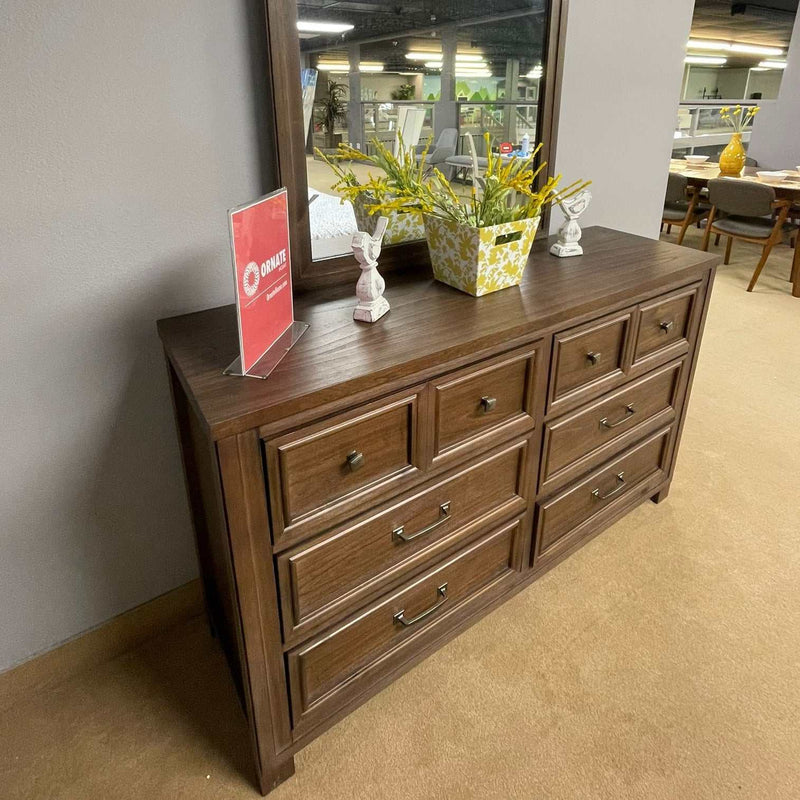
158;228;718;795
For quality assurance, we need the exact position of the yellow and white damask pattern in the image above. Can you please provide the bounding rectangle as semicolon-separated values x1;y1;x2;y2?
353;196;425;246
423;215;540;297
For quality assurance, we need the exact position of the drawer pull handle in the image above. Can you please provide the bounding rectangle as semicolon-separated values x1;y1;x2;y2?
345;450;365;472
659;320;674;333
592;472;626;501
480;395;497;413
393;583;448;627
600;404;635;429
586;351;601;366
393;502;451;543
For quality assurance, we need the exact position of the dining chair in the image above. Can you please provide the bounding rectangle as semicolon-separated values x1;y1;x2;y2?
701;178;800;292
662;173;710;245
444;133;489;184
416;128;458;176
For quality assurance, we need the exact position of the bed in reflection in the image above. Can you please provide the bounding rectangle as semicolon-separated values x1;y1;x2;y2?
308;187;358;260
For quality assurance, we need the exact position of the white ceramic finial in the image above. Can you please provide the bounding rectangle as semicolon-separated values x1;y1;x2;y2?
550;190;592;258
352;216;390;323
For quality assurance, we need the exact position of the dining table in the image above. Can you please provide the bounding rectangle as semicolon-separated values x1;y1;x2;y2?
669;159;800;297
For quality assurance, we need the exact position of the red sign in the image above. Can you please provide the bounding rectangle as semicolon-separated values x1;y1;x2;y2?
499;142;513;154
229;189;294;373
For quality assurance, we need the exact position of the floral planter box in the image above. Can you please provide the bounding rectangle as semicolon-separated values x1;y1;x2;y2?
353;195;425;246
423;215;540;297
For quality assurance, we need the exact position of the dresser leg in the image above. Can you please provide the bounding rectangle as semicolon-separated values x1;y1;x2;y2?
257;755;295;796
651;485;671;504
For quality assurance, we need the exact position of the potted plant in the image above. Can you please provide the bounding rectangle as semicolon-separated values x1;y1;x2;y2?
315;136;427;245
315;80;347;152
390;83;416;101
368;133;590;296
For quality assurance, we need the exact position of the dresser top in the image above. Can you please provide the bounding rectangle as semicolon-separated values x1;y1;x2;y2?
158;227;718;439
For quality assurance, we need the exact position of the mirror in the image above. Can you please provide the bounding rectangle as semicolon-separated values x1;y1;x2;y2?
299;0;555;262
264;0;564;285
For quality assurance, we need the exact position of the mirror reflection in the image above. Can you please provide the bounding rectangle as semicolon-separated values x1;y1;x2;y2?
297;1;551;260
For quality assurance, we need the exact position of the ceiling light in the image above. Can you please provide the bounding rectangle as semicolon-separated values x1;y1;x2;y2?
759;60;787;69
526;66;543;78
686;39;783;56
317;61;384;72
687;39;730;51
406;51;485;63
750;67;770;72
730;43;783;56
297;21;354;34
685;56;727;65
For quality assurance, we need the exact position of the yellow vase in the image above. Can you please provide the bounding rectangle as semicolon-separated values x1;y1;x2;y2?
719;133;746;177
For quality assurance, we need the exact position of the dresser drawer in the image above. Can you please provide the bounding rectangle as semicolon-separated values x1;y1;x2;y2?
288;518;523;735
430;343;539;465
549;311;632;410
540;360;684;494
265;389;424;543
633;284;700;366
534;428;671;563
277;438;531;643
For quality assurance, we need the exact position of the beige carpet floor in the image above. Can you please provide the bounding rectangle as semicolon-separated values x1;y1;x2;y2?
2;225;799;800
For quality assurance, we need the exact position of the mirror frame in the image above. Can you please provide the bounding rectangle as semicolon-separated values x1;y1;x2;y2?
263;0;568;289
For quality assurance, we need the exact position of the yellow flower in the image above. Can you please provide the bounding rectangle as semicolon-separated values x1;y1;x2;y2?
720;106;730;113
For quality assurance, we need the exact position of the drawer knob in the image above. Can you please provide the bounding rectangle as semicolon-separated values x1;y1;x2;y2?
586;351;601;366
600;404;635;429
659;320;674;333
480;395;497;413
393;502;451;543
345;450;365;472
393;583;448;627
591;471;626;501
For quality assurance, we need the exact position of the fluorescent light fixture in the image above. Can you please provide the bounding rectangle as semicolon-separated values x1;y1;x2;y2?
456;70;493;78
297;21;354;34
406;51;485;63
687;39;783;56
730;43;783;56
687;39;729;51
317;61;384;72
526;66;543;79
759;60;787;69
424;61;443;69
750;67;770;72
685;56;727;65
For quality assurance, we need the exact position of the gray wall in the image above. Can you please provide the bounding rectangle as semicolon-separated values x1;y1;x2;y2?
748;11;800;169
551;0;694;238
0;0;271;672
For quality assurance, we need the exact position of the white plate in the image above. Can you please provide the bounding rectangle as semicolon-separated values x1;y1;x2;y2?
685;155;710;165
757;171;787;184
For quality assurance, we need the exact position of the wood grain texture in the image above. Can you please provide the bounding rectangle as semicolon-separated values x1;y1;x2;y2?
430;341;540;466
158;228;720;441
535;427;673;562
277;437;530;645
633;284;699;364
287;519;523;735
540;358;684;494
217;433;295;794
550;310;631;404
265;389;422;541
